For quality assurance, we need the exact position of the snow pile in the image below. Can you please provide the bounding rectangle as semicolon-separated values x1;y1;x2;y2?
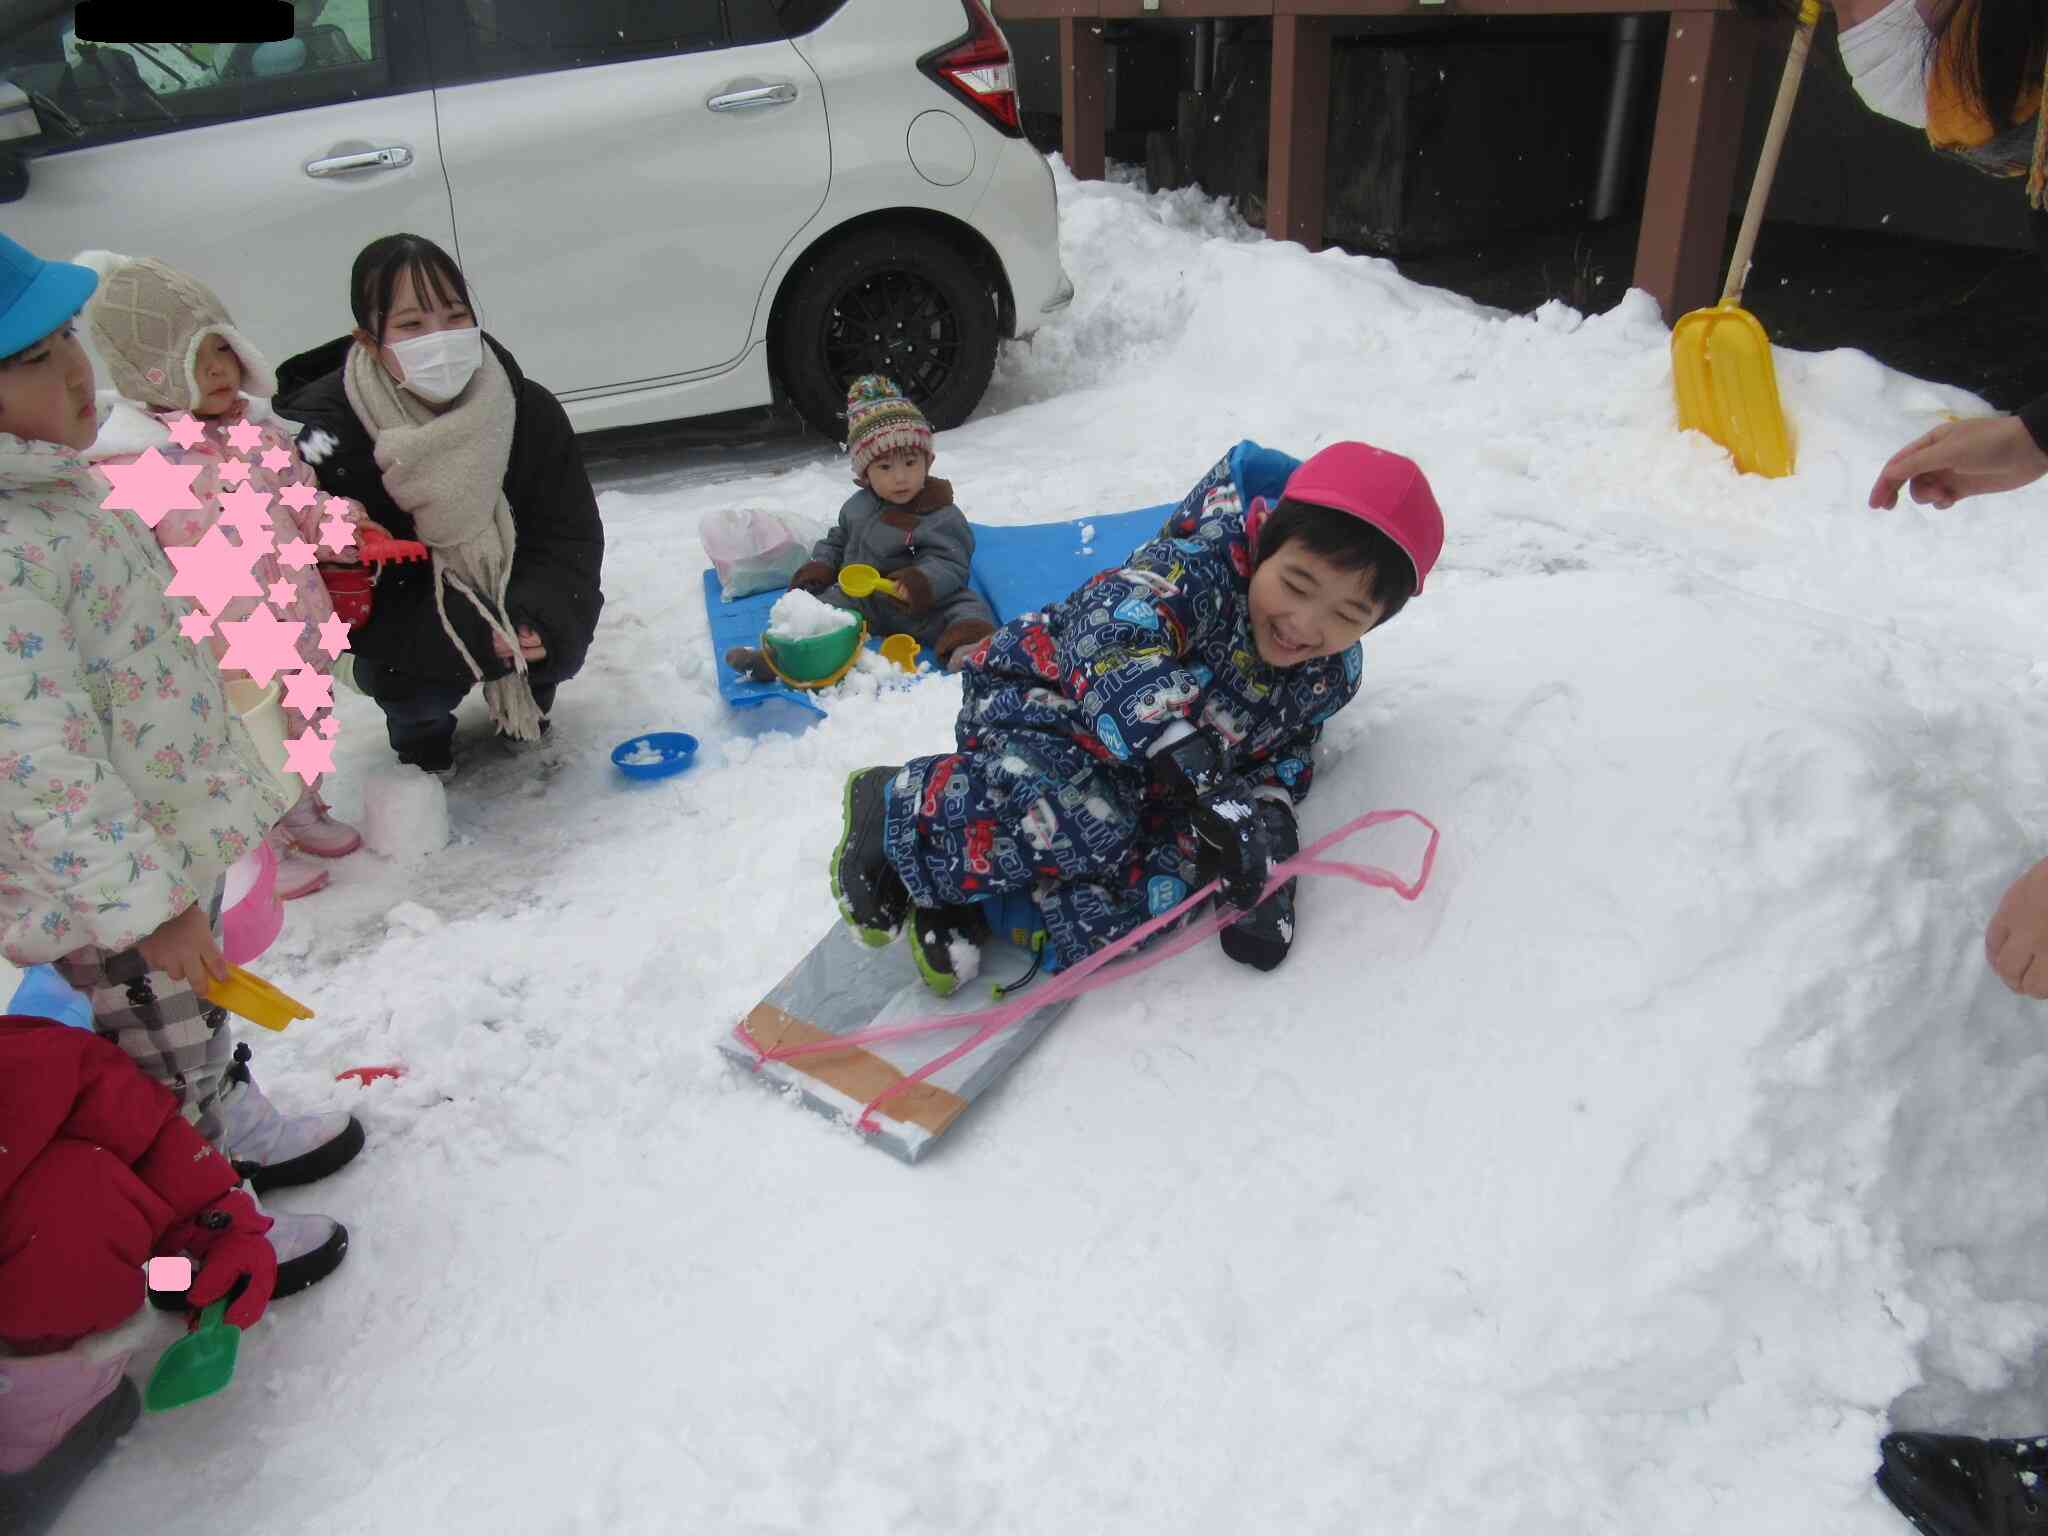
766;587;859;640
63;160;2048;1536
358;763;449;859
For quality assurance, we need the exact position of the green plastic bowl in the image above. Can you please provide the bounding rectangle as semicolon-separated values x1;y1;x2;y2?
763;618;863;685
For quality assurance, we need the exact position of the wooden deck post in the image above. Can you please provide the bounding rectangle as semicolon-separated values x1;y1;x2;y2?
1633;10;1759;321
1267;14;1333;249
1059;17;1107;183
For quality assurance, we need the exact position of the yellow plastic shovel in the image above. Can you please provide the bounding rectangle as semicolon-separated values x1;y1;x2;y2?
838;564;904;602
1671;0;1821;479
201;966;314;1032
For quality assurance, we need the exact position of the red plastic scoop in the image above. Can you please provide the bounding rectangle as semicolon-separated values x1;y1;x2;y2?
357;532;429;565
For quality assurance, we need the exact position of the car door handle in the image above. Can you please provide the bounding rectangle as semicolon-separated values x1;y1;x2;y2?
305;146;414;178
708;83;797;113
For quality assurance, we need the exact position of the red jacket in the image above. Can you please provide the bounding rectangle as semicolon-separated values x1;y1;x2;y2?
0;1016;240;1350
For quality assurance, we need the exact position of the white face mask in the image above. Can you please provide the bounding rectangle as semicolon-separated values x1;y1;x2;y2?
386;325;482;404
1838;0;1932;128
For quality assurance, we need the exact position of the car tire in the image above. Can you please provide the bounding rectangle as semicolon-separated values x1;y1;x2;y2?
775;225;1000;440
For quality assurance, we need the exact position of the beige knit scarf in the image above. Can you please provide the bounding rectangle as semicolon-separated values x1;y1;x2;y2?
343;340;544;741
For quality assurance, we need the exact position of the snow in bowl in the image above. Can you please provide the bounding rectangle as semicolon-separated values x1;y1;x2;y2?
611;732;699;782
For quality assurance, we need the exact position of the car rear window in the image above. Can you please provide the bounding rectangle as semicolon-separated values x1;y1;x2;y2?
438;0;726;84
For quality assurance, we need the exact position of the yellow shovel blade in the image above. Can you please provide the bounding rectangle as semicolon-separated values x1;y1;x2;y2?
201;966;314;1032
838;564;903;601
1672;301;1795;479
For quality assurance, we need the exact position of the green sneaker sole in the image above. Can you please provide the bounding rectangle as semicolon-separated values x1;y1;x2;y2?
830;769;899;948
908;928;962;998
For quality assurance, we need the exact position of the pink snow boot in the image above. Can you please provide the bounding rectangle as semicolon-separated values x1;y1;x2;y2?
273;835;331;901
0;1327;143;1536
280;787;362;859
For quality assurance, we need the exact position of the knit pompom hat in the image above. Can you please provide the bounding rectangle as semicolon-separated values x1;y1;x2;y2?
844;374;932;483
75;250;277;412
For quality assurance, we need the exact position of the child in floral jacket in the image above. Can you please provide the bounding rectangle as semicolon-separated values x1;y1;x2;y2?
832;439;1443;995
0;235;358;1283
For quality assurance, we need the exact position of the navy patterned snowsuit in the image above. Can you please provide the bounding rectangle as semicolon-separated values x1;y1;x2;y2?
881;442;1365;967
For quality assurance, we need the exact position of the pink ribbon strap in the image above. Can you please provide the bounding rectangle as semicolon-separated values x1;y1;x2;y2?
734;806;1440;1135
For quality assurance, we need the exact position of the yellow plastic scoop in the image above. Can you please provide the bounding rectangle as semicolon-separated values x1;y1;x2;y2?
879;634;921;673
838;564;904;602
201;967;314;1032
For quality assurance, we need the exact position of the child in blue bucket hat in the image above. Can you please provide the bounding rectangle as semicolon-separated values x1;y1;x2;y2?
0;238;360;1505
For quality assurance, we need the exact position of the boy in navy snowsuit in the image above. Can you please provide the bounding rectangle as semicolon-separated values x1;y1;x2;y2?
832;439;1445;995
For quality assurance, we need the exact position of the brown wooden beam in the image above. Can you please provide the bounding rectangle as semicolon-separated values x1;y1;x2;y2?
1267;15;1332;248
1633;11;1760;320
1058;16;1107;182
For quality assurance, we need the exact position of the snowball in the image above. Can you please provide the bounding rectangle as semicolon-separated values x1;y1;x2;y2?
386;901;444;935
948;936;981;984
766;588;859;641
621;739;665;766
361;764;450;858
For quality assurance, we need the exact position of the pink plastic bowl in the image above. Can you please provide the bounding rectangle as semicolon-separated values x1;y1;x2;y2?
221;839;283;966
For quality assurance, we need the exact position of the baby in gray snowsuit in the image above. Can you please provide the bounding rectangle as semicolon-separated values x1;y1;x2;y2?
735;375;996;677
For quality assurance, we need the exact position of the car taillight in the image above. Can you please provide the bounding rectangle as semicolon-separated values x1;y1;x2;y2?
920;0;1022;137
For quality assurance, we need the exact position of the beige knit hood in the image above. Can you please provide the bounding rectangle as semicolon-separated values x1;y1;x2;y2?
74;249;278;411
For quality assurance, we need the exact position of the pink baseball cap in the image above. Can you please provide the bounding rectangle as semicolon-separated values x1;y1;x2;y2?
1279;441;1443;593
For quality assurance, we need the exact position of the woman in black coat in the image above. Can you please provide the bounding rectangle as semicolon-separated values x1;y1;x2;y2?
275;234;604;775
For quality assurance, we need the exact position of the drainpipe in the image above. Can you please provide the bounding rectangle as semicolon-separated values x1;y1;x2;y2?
1593;15;1653;222
1194;18;1215;93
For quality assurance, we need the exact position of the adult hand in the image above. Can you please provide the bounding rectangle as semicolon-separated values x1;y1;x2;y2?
491;626;547;663
137;902;227;986
1987;856;2048;998
1869;416;2048;510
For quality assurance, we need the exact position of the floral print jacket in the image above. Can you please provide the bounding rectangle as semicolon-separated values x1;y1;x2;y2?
0;431;290;963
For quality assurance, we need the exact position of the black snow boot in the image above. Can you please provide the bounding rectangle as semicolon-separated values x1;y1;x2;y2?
832;767;908;946
1878;1431;2048;1535
1218;799;1300;972
908;902;992;998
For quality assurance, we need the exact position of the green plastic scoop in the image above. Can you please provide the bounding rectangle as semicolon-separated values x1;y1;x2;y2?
838;563;904;601
144;1300;240;1412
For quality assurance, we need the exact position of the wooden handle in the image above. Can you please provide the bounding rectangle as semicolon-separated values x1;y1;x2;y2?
1722;1;1822;305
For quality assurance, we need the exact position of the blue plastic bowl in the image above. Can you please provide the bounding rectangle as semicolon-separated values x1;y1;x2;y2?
611;732;699;782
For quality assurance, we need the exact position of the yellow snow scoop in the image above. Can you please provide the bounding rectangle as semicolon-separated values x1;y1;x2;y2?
838;564;905;601
1671;0;1821;479
201;966;314;1032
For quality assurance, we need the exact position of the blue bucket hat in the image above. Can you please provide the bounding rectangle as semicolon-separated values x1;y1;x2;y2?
0;232;96;358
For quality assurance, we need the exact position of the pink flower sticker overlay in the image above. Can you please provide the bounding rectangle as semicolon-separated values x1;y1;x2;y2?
136;420;358;787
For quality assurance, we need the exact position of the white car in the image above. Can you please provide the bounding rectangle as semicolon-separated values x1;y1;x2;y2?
0;0;1071;436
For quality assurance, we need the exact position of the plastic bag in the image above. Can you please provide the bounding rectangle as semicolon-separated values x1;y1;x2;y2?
704;508;816;601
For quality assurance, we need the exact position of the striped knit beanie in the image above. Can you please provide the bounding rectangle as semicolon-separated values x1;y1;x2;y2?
844;374;932;483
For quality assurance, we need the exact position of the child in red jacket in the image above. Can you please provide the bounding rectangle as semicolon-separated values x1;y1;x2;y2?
0;1015;292;1535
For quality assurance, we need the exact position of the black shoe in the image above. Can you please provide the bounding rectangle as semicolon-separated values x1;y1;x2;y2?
1878;1432;2048;1535
0;1376;139;1536
832;767;908;946
909;903;990;998
1218;800;1299;972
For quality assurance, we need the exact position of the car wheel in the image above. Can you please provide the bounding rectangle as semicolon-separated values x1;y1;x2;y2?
776;226;999;440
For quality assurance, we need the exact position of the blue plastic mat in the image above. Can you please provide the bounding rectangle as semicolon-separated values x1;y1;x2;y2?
705;504;1174;713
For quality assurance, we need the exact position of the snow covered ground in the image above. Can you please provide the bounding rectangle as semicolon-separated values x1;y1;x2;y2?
63;163;2048;1534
